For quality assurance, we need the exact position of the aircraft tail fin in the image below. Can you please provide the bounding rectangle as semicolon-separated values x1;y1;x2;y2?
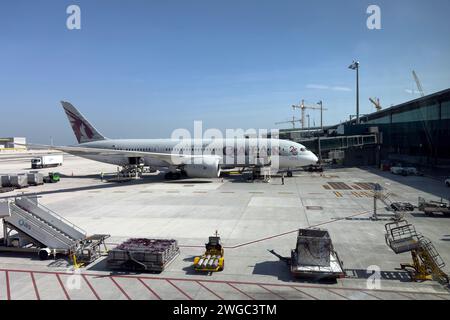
60;101;106;144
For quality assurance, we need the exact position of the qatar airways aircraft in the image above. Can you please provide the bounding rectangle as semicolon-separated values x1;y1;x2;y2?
28;102;319;179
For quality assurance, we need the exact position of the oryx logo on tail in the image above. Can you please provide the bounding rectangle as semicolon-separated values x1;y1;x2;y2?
65;109;94;142
61;101;106;143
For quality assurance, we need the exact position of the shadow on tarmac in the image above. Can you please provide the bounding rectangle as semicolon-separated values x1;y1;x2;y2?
0;174;215;200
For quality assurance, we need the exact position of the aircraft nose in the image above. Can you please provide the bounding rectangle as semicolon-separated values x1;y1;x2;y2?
312;154;319;164
308;153;319;164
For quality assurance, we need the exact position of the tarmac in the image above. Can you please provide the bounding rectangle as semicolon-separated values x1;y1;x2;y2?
0;152;449;300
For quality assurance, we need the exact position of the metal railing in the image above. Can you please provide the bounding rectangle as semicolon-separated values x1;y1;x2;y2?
9;203;74;248
18;196;86;237
297;134;378;152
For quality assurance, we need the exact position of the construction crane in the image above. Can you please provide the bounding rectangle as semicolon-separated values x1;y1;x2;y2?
305;114;311;129
275;116;301;129
369;98;382;111
412;70;425;97
292;100;328;129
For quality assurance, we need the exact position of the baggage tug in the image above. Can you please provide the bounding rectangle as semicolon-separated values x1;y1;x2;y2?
194;231;225;272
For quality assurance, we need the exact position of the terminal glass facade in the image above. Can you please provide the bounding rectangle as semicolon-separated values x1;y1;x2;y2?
442;100;450;119
346;88;450;164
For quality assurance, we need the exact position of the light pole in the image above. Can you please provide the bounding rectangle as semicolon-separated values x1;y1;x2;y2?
348;60;360;124
317;100;323;130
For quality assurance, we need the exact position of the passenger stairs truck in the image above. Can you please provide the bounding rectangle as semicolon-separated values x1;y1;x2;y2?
31;155;63;169
0;196;108;264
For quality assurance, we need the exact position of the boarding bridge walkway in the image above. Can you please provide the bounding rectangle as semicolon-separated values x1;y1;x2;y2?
296;134;378;153
0;196;87;255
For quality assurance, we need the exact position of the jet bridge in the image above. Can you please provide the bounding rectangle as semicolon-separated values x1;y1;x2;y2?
0;196;109;263
287;133;379;156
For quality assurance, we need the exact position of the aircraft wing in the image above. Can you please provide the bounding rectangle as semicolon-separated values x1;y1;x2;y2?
18;143;219;166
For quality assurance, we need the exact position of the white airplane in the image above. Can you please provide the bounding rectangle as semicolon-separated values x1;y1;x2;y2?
29;101;319;179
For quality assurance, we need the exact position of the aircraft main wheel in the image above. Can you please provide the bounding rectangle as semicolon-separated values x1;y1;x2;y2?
287;171;293;178
164;172;174;180
165;172;182;180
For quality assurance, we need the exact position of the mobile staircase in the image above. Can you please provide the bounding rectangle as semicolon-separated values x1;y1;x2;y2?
0;196;109;264
385;220;449;285
372;183;412;221
377;192;404;220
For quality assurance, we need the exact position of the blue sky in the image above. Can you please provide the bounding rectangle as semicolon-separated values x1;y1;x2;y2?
1;0;449;144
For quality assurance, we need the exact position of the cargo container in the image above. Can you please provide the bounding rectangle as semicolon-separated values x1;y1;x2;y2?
1;175;11;188
10;175;28;189
107;238;179;272
31;155;63;169
27;173;44;186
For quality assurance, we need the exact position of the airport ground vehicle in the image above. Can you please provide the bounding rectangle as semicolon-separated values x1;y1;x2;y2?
43;172;60;183
418;197;450;216
391;202;415;212
31;155;63;169
290;229;344;280
270;228;345;280
385;220;449;284
193;232;225;272
305;164;324;172
390;166;419;176
0;196;109;263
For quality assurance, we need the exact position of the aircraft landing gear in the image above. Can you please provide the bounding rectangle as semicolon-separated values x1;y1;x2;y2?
286;170;293;178
164;171;182;180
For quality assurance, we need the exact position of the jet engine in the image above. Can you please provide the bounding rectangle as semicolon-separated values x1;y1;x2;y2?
183;158;221;178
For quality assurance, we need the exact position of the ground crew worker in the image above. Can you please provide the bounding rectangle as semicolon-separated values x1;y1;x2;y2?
100;171;104;182
281;174;285;185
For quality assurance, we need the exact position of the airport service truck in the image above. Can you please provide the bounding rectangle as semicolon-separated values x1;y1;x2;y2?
31;155;63;169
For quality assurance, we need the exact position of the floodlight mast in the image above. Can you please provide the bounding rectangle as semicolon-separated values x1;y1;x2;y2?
349;60;360;124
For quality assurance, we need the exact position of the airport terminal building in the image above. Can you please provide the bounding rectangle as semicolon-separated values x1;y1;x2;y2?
280;88;450;168
344;88;450;166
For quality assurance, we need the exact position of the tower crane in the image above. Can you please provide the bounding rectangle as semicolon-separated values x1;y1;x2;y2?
369;98;382;111
412;70;425;97
292;100;328;129
275;116;302;129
